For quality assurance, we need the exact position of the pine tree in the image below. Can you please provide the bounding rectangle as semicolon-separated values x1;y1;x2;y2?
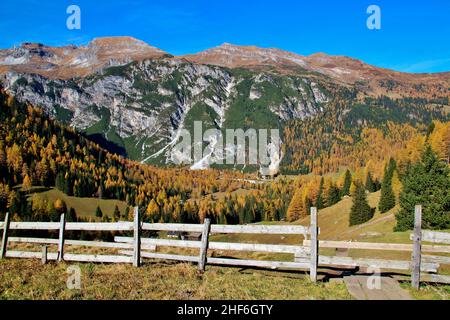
304;197;312;215
341;169;352;197
67;207;77;222
95;205;103;218
315;177;324;209
326;182;341;206
378;158;397;213
395;145;450;231
349;182;374;226
365;171;376;192
113;205;121;220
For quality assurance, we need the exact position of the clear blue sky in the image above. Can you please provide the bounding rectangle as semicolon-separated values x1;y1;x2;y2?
1;0;449;73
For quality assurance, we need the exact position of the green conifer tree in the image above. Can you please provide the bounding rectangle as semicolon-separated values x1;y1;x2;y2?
365;171;377;192
349;182;374;226
95;205;103;218
315;177;324;209
395;145;450;231
341;169;352;197
378;159;397;213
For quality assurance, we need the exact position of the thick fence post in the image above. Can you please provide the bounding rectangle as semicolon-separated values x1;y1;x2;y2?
58;213;65;262
198;218;211;272
41;245;48;265
133;207;141;267
0;212;10;259
411;205;422;289
310;207;318;282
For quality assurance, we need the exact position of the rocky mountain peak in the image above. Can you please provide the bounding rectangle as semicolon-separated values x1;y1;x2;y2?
0;36;168;79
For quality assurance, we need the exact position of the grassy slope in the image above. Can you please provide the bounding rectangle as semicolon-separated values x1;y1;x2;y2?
0;259;351;300
28;188;129;219
5;187;448;299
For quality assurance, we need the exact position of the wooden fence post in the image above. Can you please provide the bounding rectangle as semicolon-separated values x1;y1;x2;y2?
133;206;141;267
41;245;48;265
58;213;65;262
411;205;422;289
0;212;10;259
310;207;318;282
198;218;211;272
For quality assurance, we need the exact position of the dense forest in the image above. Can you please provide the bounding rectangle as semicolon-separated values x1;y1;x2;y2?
0;88;292;224
0;86;448;230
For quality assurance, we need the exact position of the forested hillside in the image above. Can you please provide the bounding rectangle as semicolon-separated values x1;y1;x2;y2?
0;88;293;224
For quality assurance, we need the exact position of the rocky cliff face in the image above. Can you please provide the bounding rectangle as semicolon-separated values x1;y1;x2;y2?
0;37;448;169
1;55;330;166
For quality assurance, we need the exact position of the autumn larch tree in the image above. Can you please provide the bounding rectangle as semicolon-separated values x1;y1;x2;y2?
287;189;304;222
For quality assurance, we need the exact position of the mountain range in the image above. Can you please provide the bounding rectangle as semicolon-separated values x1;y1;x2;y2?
0;36;448;172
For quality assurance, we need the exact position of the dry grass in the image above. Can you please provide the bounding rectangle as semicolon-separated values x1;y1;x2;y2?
0;259;351;300
28;188;129;219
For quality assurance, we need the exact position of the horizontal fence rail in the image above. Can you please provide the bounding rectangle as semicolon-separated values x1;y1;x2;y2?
1;205;449;287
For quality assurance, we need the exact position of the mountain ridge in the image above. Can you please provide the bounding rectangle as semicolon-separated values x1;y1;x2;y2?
0;36;448;171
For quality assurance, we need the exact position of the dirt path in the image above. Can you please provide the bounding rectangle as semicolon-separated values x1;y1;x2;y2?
344;275;412;300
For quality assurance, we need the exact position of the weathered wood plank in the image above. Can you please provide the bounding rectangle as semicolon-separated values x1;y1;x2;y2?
8;221;134;231
318;255;438;272
0;212;10;259
210;224;309;235
8;222;60;230
8;237;156;250
422;255;450;264
115;236;200;248
63;253;132;264
6;250;134;263
309;207;318;282
392;273;450;285
65;222;133;231
119;250;311;270
207;257;310;270
133;207;140;267
6;250;57;259
343;276;367;300
57;213;65;262
419;273;450;284
410;230;450;245
115;236;310;254
380;277;412;300
119;250;199;263
198;218;211;272
142;223;203;233
210;242;309;254
303;240;450;253
41;246;47;265
411;205;422;289
142;223;310;235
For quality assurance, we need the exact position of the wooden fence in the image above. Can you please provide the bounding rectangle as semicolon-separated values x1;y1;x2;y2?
0;205;449;287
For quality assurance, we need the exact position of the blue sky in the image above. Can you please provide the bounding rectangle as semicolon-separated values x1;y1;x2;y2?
0;0;449;73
